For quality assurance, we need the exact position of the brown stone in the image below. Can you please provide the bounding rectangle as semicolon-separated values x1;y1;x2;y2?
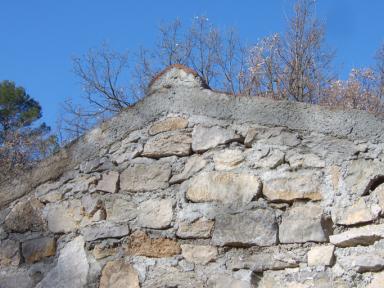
99;260;140;288
0;239;20;267
125;230;181;258
22;237;56;264
148;117;188;135
92;243;118;260
176;218;214;239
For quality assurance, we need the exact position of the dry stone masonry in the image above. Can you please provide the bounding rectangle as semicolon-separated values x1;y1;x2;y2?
2;65;384;287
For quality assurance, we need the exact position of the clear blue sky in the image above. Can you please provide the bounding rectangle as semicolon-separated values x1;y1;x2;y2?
1;0;384;130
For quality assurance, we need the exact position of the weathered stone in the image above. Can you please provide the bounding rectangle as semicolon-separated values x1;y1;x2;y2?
36;236;89;288
212;209;277;247
170;155;207;184
39;190;63;203
227;248;306;272
214;149;244;170
111;143;143;165
329;224;384;247
279;203;331;243
142;131;192;158
92;242;118;259
81;221;129;241
208;274;252;288
176;218;214;239
46;199;83;233
148;117;188;135
262;170;323;202
4;198;45;232
307;245;335;266
181;244;217;264
22;237;56;264
286;152;325;168
96;171;119;193
339;253;384;273
367;271;384;288
192;125;241;152
99;260;140;288
374;184;384;212
333;198;381;226
125;230;181;258
253;150;285;169
106;198;137;222
120;162;171;192
0;270;35;288
137;199;173;229
244;128;259;148
186;172;261;205
0;239;20;267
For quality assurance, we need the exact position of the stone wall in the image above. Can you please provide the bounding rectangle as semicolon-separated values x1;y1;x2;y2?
1;65;384;287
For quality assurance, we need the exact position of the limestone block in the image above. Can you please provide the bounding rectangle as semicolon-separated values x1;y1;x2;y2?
92;242;118;260
186;172;261;205
338;253;384;273
137;199;173;229
253;150;285;169
36;236;89;288
125;231;181;258
148;117;188;135
307;245;335;266
4;198;45;233
286;152;325;168
367;271;384;288
333;198;381;226
330;224;384;247
374;184;384;211
96;171;119;193
208;274;252;288
106;198;137;222
170;155;207;184
142;131;192;158
212;209;277;247
120;162;171;192
111;143;143;165
213;149;244;171
0;239;20;267
192;125;241;152
22;237;56;264
81;221;129;241
99;260;140;288
279;203;331;243
176;218;214;239
262;170;323;202
46;199;83;233
181;244;218;264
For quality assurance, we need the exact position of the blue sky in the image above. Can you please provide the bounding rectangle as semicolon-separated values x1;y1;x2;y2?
1;0;384;130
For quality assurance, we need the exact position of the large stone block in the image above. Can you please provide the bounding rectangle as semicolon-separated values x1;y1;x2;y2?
99;260;140;288
186;172;261;206
330;224;384;247
279;203;332;243
338;253;384;273
170;155;207;184
22;237;56;264
142;131;192;158
36;236;89;288
212;209;278;247
148;117;188;135
176;218;214;239
96;171;119;193
46;199;83;233
192;125;241;152
181;244;218;264
125;231;181;258
81;221;129;241
213;149;244;171
137;199;173;229
262;170;323;202
106;198;137;222
307;245;335;266
4;198;45;233
120;162;171;192
333;198;381;226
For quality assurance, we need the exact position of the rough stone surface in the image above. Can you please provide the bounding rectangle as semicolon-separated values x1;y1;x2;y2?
36;236;89;288
213;149;244;170
176;218;214;239
148;117;188;135
192;125;241;152
186;172;261;205
46;199;83;233
279;203;332;243
339;253;384;273
22;237;56;264
81;221;129;241
212;209;278;247
142;131;192;158
334;198;381;226
99;260;140;288
120;162;171;192
367;271;384;288
181;244;218;264
4;198;45;232
125;231;181;258
262;170;323;202
170;155;207;184
0;239;20;267
137;199;173;229
330;224;384;247
96;171;119;193
307;245;335;266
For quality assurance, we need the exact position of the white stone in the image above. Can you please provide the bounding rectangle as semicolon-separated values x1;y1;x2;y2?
213;149;244;171
307;245;335;266
138;199;173;229
181;244;218;264
192;126;241;152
